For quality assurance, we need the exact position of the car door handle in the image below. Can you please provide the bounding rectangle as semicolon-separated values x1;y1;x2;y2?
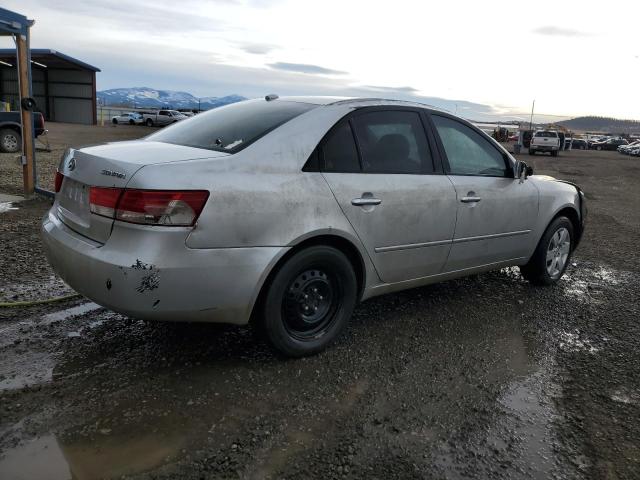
461;196;482;203
352;197;382;206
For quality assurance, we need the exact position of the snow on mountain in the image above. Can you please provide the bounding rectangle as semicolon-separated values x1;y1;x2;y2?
97;87;247;110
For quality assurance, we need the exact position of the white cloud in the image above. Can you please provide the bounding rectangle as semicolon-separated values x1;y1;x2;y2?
2;0;639;119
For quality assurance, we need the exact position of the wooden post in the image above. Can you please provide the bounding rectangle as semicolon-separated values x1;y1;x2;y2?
16;31;35;197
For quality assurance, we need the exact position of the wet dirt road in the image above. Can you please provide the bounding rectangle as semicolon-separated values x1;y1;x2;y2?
1;149;639;479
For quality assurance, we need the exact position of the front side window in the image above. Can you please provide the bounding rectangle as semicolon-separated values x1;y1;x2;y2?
148;99;316;152
321;122;360;173
432;115;509;177
351;111;432;174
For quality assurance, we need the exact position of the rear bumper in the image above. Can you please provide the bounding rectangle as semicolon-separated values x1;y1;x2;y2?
41;211;288;324
530;144;559;151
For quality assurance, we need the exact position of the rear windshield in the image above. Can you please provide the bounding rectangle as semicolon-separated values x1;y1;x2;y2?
535;131;558;137
147;99;316;152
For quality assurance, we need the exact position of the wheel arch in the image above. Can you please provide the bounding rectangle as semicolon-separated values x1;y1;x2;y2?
549;205;582;250
248;233;367;324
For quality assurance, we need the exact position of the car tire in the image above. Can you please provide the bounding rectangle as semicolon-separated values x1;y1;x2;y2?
520;216;574;286
529;149;535;156
260;245;358;357
551;150;558;157
146;118;153;127
129;119;135;125
112;118;118;125
0;128;21;153
596;146;602;151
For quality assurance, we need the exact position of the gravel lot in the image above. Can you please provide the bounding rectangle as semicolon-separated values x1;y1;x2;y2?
0;125;639;479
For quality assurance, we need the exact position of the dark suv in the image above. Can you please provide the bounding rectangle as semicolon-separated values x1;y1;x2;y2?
0;111;46;153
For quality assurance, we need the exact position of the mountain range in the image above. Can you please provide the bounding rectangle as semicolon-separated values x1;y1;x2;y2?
97;87;246;110
557;116;640;134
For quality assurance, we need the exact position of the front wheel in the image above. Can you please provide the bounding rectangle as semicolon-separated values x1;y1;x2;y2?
529;149;535;156
520;216;574;286
112;118;118;125
0;129;21;153
260;246;357;357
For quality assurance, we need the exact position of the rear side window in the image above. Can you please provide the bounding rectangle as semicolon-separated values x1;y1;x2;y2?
148;99;316;152
322;122;360;173
535;131;558;138
351;111;432;174
432;115;509;177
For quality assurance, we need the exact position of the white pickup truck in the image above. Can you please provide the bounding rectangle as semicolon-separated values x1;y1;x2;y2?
142;110;188;127
529;130;560;157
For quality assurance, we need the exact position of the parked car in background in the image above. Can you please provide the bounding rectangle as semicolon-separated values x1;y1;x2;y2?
590;138;628;151
587;136;608;149
0;111;46;153
570;139;588;150
142;110;187;127
178;110;195;117
111;112;144;125
618;140;640;154
529;130;561;156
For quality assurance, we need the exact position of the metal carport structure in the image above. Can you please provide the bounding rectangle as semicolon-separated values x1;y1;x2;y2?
0;49;100;125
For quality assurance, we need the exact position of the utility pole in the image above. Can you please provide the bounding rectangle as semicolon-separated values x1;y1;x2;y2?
529;99;535;131
16;29;35;196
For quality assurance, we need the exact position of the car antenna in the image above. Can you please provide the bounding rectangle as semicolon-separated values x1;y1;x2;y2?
265;94;279;101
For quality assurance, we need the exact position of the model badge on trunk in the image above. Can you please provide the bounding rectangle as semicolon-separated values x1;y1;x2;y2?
67;157;76;171
101;169;126;179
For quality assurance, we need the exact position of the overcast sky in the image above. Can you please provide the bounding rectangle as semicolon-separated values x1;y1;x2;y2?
3;0;639;120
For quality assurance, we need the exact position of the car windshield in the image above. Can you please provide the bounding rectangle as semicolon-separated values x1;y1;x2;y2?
169;111;181;115
147;99;317;152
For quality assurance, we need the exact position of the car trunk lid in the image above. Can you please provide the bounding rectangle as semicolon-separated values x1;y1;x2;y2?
55;141;228;243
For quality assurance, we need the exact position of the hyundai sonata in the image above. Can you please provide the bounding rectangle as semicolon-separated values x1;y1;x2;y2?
42;96;586;356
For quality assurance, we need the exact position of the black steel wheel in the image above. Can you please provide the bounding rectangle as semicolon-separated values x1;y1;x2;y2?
261;245;357;357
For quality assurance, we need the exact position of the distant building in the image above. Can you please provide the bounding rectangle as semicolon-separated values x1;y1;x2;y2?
0;49;100;125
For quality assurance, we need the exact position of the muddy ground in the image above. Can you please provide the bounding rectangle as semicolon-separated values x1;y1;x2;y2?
0;126;639;479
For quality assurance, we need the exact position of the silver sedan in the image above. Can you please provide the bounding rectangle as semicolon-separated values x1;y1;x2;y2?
42;96;586;356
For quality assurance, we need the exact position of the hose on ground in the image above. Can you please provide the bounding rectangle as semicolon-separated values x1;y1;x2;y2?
0;293;81;308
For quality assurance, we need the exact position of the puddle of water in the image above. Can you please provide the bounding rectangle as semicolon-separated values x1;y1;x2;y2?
0;202;19;214
498;373;559;478
0;431;184;480
0;435;72;480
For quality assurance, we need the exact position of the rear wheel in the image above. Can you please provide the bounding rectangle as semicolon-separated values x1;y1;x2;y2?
596;146;602;151
260;246;357;357
129;119;135;125
551;150;559;157
0;128;21;153
520;216;574;285
146;118;153;127
529;149;535;156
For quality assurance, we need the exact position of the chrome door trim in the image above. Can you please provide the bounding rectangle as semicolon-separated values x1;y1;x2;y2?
452;229;531;244
374;230;530;253
375;238;452;253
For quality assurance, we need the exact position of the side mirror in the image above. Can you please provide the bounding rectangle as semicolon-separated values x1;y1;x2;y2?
517;161;534;180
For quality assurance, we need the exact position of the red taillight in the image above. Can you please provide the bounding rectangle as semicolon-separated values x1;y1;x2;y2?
54;171;64;193
88;187;209;227
89;187;123;218
116;190;209;226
